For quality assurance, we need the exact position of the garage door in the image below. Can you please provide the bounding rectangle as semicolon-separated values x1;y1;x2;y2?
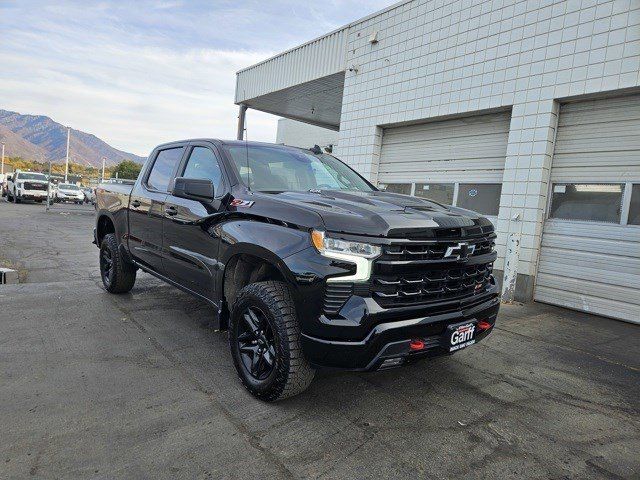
535;95;640;323
378;111;510;229
379;111;511;184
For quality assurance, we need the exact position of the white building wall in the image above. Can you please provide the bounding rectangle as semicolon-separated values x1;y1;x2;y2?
335;0;640;283
276;118;340;149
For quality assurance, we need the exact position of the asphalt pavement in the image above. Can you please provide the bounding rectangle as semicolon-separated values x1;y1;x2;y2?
1;200;639;479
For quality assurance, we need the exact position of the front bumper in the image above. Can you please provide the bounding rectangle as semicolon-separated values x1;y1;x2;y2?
57;194;84;202
17;190;48;199
301;292;500;371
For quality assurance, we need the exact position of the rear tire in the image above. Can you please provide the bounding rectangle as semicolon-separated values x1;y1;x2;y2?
99;233;136;293
229;281;315;401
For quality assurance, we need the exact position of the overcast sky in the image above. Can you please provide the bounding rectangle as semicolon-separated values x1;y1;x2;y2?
0;0;391;156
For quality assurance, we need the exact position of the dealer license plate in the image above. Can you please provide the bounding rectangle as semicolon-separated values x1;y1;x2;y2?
448;322;476;352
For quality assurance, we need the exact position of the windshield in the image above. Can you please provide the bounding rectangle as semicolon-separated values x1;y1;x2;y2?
59;183;80;190
18;172;47;181
224;145;374;193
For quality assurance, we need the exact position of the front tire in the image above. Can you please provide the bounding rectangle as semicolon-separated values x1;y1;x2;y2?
99;233;136;293
229;281;314;401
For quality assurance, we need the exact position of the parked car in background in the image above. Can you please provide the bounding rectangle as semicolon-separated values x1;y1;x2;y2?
94;140;499;401
7;170;49;203
83;187;96;205
55;183;85;204
0;173;7;197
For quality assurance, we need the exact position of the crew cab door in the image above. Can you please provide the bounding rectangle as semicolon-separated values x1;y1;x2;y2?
128;145;186;273
162;142;227;300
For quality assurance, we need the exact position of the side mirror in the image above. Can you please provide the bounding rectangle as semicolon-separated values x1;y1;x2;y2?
173;177;214;201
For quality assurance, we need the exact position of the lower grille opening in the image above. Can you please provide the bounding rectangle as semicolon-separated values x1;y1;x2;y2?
323;283;353;316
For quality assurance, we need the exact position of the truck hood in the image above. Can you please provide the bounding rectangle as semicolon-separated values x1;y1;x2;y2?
252;189;489;237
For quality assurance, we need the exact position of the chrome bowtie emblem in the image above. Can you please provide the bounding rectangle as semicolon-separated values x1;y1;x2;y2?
444;242;475;260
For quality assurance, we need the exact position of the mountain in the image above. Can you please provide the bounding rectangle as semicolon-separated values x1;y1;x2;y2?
0;109;146;167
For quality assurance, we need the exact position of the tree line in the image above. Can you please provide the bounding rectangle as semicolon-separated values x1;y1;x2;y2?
1;157;142;182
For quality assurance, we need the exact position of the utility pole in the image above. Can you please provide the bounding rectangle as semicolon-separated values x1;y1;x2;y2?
64;127;70;183
101;157;106;183
1;142;5;175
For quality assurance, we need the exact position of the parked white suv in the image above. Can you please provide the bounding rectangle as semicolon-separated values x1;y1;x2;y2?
55;183;85;204
7;171;50;203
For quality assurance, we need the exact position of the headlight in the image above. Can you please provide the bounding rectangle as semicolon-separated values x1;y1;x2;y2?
311;230;381;282
311;230;381;258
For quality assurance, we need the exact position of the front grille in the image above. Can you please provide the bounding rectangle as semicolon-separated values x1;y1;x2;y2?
371;262;493;308
323;283;353;316
380;236;495;262
371;232;497;309
24;182;47;191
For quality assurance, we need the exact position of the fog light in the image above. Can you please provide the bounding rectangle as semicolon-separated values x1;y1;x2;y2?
409;339;426;351
477;320;492;331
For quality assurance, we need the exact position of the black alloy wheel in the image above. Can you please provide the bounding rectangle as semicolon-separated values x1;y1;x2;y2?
99;233;137;293
100;246;113;287
229;281;315;401
236;306;277;381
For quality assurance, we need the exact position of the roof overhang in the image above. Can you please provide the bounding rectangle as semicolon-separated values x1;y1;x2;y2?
235;28;348;129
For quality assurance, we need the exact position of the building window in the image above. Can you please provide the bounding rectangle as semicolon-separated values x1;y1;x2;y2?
628;184;640;226
549;183;624;223
415;183;454;204
456;183;502;216
379;183;411;195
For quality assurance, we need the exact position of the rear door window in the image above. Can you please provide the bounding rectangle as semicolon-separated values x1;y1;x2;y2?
147;147;184;192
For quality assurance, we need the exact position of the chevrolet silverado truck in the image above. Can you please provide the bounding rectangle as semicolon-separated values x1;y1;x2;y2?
94;139;499;401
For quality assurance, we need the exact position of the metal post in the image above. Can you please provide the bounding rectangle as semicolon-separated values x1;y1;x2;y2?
64;127;70;182
237;104;248;140
1;142;4;175
46;159;52;212
101;157;106;183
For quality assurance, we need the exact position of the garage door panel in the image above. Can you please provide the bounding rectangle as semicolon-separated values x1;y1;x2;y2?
381;140;508;164
535;94;640;323
382;113;511;145
536;273;640;306
378;157;506;174
541;233;640;259
535;286;639;323
558;95;640;125
552;151;640;169
554;132;640;154
538;254;640;289
378;170;504;183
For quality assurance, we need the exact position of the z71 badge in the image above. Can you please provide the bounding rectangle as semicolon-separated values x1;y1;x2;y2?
230;199;254;208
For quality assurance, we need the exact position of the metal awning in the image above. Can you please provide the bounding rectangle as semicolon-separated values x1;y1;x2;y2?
235;27;348;134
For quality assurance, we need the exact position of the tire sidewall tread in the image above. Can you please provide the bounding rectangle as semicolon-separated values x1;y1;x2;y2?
100;233;136;294
229;280;314;402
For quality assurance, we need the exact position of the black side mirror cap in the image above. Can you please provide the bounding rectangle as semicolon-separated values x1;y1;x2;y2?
173;177;214;201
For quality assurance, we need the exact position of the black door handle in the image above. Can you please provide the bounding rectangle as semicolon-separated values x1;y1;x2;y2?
131;199;141;208
165;206;178;216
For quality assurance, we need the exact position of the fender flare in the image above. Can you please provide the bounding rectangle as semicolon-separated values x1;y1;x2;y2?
216;220;313;306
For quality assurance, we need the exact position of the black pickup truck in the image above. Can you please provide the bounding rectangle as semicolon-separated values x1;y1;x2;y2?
94;139;499;401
